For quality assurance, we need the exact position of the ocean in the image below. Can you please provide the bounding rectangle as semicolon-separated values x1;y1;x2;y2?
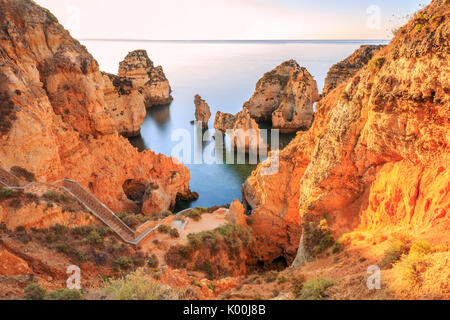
81;39;389;208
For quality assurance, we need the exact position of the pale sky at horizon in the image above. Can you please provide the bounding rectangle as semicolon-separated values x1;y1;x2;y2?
36;0;430;40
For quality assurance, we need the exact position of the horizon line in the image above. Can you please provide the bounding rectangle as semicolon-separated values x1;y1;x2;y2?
78;38;392;42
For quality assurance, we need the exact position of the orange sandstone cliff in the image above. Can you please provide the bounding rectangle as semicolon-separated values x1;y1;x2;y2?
243;0;449;267
0;0;192;216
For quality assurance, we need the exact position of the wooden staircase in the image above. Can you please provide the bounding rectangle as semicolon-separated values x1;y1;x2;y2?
0;168;191;245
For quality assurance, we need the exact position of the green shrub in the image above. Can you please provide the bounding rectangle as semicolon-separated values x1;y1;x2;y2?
116;212;127;220
158;224;170;234
147;254;159;268
415;13;430;32
393;249;428;287
74;249;88;262
264;271;278;283
369;56;386;71
304;219;335;257
123;215;140;229
291;275;306;298
381;238;410;268
11;166;35;182
15;226;26;233
298;278;335;300
186;207;208;221
50;224;68;235
43;191;69;203
332;241;343;254
24;283;46;300
135;214;150;224
97;226;113;237
86;231;104;246
0;188;15;200
192;280;202;288
55;243;71;255
169;227;180;238
277;275;289;284
208;283;216;292
392;241;433;288
102;268;184;300
46;289;84;300
201;262;214;280
71;225;94;238
114;256;134;271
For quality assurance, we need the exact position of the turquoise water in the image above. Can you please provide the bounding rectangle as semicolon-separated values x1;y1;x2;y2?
81;40;388;208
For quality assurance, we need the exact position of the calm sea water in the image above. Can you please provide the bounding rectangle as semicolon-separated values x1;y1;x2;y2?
81;40;388;208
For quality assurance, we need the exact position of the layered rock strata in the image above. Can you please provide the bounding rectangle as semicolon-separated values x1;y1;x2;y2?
244;0;450;267
322;45;385;96
118;50;173;107
102;72;146;137
243;60;319;132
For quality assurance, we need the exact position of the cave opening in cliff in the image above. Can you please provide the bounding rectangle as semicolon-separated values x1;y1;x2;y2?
122;179;147;202
271;256;288;270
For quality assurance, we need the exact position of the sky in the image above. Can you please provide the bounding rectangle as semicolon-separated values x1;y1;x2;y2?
36;0;430;40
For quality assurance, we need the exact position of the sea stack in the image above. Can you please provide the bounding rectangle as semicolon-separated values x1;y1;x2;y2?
243;60;319;132
194;95;212;128
214;108;267;154
118;50;173;107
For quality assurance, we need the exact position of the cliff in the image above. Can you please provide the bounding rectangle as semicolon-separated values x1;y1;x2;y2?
0;0;192;216
322;45;385;96
244;0;449;267
243;60;319;132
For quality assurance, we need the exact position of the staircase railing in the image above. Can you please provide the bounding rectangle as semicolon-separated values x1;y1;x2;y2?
0;168;21;187
56;179;137;244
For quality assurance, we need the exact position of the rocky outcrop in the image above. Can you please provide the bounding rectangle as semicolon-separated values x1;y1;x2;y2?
226;200;247;226
322;45;385;96
214;109;267;154
102;72;146;137
0;0;192;216
243;60;319;132
214;112;237;133
244;0;450;267
194;95;212;128
0;200;95;231
0;249;32;276
118;50;173;107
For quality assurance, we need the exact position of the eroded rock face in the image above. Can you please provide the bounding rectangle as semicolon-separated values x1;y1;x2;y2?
243;60;319;132
245;0;450;267
322;45;385;96
226;200;248;226
214;109;267;154
0;249;32;276
102;72;146;137
194;95;212;128
0;0;192;216
118;50;173;107
214;112;236;133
